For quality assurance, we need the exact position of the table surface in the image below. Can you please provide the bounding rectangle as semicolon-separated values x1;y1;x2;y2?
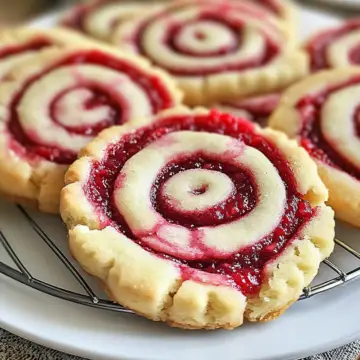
0;1;359;360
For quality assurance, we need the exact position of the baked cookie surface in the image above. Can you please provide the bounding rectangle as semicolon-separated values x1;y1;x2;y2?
111;0;307;105
60;0;161;41
61;107;334;330
0;27;88;78
0;42;181;213
305;18;360;71
269;68;360;227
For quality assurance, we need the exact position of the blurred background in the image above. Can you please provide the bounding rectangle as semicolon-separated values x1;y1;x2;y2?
0;0;71;25
0;0;358;26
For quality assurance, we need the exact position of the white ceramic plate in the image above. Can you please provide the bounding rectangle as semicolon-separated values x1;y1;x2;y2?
1;6;359;360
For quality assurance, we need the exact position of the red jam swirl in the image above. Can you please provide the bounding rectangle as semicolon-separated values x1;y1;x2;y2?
306;18;360;71
134;3;280;76
7;50;176;164
84;111;315;296
0;38;51;61
297;77;360;179
168;16;239;57
155;159;257;227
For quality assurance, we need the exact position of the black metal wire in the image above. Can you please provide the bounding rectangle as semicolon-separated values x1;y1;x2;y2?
17;206;99;303
0;262;132;313
1;206;360;310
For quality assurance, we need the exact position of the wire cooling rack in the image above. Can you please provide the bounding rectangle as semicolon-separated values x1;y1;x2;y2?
1;205;360;313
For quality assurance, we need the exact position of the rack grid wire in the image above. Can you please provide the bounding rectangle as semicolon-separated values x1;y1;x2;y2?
1;205;360;312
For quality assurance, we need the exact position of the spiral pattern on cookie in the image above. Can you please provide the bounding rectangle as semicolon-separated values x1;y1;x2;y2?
112;0;305;105
61;0;158;41
213;93;280;127
269;68;360;228
114;0;282;75
0;46;181;165
305;18;360;71
73;109;320;296
273;72;360;179
0;28;87;79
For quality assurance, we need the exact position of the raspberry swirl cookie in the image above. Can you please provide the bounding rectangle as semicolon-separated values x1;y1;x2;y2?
305;18;360;71
269;68;360;227
213;93;280;127
0;27;88;79
61;107;334;330
0;44;181;213
111;0;307;105
61;0;160;41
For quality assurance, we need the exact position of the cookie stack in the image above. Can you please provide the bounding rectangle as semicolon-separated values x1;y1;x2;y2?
1;0;359;330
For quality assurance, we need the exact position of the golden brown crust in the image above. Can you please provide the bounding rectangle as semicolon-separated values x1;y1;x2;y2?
0;27;91;213
178;50;309;106
0;27;92;46
0;146;67;213
61;106;334;330
246;303;292;323
245;204;334;321
0;41;182;213
269;68;360;227
68;225;246;330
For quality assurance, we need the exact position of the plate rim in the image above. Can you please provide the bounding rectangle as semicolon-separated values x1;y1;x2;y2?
1;4;360;360
2;276;360;360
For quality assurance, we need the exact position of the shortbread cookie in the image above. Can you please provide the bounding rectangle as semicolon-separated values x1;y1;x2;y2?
0;43;182;213
0;27;89;79
61;0;161;41
212;93;280;127
305;18;360;71
61;107;334;330
111;0;308;105
269;68;360;227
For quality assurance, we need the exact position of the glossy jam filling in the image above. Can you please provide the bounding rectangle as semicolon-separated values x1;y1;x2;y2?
84;111;315;296
50;86;121;136
136;9;280;75
306;18;360;71
0;38;51;61
298;77;360;179
155;158;257;227
8;50;175;164
168;16;239;57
